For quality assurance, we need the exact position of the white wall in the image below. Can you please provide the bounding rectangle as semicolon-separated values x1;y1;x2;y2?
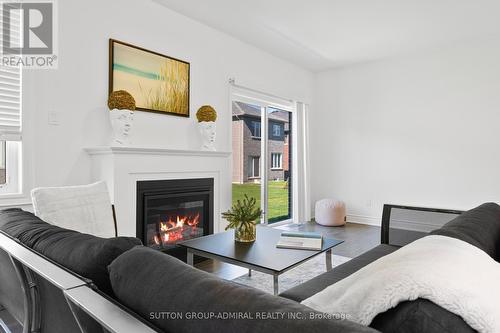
311;39;500;225
19;0;313;201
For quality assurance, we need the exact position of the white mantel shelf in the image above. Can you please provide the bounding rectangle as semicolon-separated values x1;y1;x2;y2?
84;146;231;157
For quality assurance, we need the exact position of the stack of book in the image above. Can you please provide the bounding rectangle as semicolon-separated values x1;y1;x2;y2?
276;231;323;250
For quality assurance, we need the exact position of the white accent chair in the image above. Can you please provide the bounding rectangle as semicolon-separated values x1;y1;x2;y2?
315;199;346;226
31;181;116;238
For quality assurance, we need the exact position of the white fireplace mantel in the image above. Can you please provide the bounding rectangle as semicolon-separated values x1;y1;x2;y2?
85;146;232;237
85;146;231;158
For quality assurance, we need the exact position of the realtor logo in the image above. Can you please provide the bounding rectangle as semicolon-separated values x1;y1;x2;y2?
1;0;58;68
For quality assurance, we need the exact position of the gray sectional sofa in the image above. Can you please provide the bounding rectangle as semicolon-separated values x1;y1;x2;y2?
0;208;376;333
1;202;499;332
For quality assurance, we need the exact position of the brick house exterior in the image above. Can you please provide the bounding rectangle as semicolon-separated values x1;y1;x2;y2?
232;101;290;184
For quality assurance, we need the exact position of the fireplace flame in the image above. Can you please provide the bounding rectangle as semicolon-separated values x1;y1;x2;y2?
187;213;200;227
154;213;202;246
153;234;160;245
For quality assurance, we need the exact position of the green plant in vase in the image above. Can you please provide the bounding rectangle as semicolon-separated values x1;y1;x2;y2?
222;194;262;242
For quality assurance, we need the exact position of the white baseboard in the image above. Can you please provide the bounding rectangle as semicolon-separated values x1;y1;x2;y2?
0;201;33;211
347;214;443;232
316;212;445;233
346;214;381;226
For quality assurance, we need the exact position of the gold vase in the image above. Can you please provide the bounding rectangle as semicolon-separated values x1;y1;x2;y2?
234;223;256;242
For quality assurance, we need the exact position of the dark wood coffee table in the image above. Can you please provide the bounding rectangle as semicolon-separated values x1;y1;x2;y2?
178;225;343;295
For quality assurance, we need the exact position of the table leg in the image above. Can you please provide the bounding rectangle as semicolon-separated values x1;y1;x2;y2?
187;251;194;266
248;269;252;277
326;249;333;271
273;274;279;295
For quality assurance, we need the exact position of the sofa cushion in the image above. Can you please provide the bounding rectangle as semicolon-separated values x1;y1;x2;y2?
430;202;500;261
108;246;378;333
280;244;399;302
0;208;141;296
370;299;474;333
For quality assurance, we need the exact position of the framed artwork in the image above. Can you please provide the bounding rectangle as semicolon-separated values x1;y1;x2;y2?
109;39;190;117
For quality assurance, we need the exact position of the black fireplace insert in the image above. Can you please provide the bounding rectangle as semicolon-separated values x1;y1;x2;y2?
136;178;214;261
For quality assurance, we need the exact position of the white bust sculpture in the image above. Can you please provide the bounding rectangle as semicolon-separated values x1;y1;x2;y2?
107;90;136;146
110;109;134;145
196;105;217;151
198;121;216;151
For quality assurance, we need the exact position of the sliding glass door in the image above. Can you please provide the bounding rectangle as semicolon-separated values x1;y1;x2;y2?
231;97;293;225
266;107;292;224
231;100;262;219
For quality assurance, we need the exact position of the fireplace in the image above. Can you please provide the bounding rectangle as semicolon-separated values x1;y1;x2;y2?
136;178;213;261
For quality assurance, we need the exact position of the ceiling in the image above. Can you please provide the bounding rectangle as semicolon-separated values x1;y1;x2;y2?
154;0;500;71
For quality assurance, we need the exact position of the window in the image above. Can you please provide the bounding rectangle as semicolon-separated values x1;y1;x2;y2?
271;153;282;169
250;120;261;138
248;156;260;178
0;4;22;194
272;124;281;137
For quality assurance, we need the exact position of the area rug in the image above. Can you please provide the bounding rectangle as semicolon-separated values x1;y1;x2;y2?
232;253;351;294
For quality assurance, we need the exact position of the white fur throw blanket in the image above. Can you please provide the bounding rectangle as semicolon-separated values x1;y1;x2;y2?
302;235;500;333
31;181;116;238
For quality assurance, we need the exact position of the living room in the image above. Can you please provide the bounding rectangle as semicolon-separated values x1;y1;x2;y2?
0;0;499;332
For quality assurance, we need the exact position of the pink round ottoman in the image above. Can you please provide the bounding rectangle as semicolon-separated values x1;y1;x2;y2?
315;199;346;226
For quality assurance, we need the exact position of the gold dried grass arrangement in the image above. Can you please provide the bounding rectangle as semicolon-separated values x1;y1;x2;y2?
196;105;217;122
108;90;136;110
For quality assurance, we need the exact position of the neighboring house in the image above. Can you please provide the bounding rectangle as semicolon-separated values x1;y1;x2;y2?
232;101;290;184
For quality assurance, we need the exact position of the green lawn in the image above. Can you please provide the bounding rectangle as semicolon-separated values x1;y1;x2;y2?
232;181;290;223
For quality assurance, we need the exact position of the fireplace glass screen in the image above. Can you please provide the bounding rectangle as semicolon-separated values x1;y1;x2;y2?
146;197;206;250
137;178;213;259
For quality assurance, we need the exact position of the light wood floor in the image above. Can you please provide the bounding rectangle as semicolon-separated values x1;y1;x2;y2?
196;222;381;280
